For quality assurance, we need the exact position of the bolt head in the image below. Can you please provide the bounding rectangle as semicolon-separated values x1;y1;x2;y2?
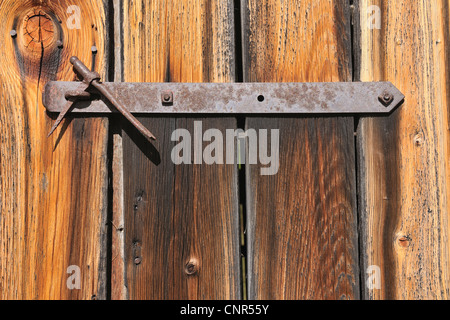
91;46;98;54
161;91;173;105
10;30;17;38
134;257;142;265
56;40;63;49
379;92;394;106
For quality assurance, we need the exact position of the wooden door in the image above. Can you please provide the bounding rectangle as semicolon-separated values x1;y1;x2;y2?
1;0;449;301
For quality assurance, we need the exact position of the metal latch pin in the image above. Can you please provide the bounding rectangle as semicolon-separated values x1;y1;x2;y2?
48;56;156;142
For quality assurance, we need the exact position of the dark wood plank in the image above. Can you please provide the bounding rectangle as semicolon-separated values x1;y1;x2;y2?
118;0;241;300
0;0;110;299
355;0;450;299
243;0;360;299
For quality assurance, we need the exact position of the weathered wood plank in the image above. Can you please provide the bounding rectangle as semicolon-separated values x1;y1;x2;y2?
0;0;110;299
243;0;360;299
355;0;450;299
111;0;127;301
118;0;240;300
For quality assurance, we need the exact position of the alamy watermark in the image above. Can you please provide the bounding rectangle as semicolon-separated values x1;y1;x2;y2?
367;5;381;30
366;265;381;290
66;265;81;290
171;121;280;176
66;5;81;30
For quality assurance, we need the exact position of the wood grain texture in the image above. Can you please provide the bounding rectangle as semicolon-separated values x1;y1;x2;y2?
355;0;450;299
0;0;110;299
111;121;127;300
118;0;240;300
111;0;127;301
243;0;360;299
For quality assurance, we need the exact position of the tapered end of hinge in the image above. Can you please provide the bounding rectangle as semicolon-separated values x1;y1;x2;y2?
382;82;405;113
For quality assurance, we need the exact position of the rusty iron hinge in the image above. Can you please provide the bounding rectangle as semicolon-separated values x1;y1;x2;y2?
43;57;405;142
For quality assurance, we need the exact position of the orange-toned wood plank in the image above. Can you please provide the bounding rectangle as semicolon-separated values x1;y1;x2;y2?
355;0;450;299
0;0;110;299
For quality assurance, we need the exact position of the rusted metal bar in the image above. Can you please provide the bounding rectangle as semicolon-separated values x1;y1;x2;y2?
90;81;156;141
44;81;404;115
48;57;156;141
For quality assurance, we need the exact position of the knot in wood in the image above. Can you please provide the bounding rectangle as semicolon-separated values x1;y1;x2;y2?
23;10;55;53
414;133;424;147
398;236;412;248
184;260;199;276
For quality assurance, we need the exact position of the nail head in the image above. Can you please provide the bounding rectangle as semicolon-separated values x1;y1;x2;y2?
10;30;17;38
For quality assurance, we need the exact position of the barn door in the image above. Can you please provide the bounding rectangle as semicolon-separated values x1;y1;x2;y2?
0;0;360;300
2;0;449;301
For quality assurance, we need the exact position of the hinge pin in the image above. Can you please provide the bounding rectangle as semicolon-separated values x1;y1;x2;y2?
48;57;156;142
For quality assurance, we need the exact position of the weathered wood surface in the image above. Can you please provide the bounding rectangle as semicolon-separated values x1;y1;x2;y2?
111;0;127;301
0;0;110;299
355;0;450;299
243;0;360;299
117;0;241;300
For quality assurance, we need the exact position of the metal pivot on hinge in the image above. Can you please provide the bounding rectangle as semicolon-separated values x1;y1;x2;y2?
47;56;156;142
44;57;405;140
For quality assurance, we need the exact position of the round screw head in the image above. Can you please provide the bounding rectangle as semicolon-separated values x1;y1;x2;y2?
91;46;98;54
10;30;17;38
134;257;142;265
163;94;171;102
56;40;63;49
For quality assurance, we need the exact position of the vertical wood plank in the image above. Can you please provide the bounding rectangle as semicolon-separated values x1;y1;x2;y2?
243;0;360;299
111;0;127;300
355;0;450;299
118;0;240;299
0;0;110;299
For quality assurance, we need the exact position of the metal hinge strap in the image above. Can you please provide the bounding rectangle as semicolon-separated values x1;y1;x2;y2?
43;57;405;142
